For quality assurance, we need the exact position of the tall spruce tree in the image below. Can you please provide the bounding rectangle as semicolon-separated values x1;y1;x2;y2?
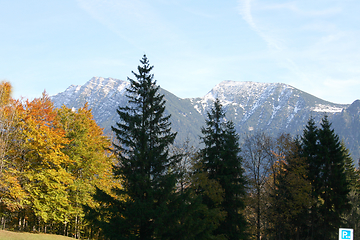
300;117;319;239
200;99;247;240
316;116;350;239
342;143;360;240
301;116;350;240
89;55;179;240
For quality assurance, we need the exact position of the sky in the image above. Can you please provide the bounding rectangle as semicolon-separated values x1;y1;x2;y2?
1;0;359;104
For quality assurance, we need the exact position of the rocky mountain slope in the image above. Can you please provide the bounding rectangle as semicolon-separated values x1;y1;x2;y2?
51;77;360;162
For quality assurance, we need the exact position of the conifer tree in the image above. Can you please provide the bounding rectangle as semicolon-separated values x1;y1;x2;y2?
91;55;179;239
301;116;350;239
301;117;320;186
200;99;247;240
316;116;350;239
342;143;360;240
300;117;319;238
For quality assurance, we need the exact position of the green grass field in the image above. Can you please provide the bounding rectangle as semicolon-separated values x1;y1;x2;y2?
0;230;74;240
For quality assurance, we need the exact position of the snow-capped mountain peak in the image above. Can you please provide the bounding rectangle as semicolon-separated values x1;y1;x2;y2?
51;77;359;161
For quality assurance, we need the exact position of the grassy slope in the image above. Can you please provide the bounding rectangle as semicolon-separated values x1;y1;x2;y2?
0;230;74;240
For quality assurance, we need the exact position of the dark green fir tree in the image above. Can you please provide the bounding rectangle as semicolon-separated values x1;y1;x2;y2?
300;116;320;239
316;116;350;239
200;99;247;240
87;55;180;240
301;117;320;189
301;116;351;240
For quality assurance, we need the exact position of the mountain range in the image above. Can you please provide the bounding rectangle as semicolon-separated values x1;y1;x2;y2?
51;77;360;162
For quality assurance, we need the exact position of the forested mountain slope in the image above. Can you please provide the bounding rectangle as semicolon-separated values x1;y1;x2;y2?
51;77;360;161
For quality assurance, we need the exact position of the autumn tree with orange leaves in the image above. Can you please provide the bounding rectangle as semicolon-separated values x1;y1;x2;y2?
0;81;27;227
0;83;115;238
12;93;74;232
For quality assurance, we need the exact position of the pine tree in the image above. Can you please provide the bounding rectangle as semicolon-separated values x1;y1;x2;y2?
316;116;350;239
301;116;351;239
342;143;360;239
300;117;319;239
301;117;320;189
91;55;179;239
165;141;225;240
200;99;247;240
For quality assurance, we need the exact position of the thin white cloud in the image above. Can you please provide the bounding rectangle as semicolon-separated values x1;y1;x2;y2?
237;0;283;51
76;0;181;48
238;0;256;29
259;2;342;17
76;0;135;45
236;0;360;103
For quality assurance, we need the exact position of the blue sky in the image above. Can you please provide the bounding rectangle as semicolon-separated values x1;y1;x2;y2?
1;0;359;104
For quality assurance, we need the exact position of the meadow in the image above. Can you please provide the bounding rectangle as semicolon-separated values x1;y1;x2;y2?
0;230;74;240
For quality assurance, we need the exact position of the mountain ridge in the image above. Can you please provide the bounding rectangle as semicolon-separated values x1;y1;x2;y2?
51;77;359;162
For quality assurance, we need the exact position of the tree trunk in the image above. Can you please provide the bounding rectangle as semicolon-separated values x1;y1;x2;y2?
257;187;261;240
64;221;67;236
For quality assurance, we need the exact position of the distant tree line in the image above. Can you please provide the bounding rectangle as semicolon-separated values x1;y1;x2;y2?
0;55;359;240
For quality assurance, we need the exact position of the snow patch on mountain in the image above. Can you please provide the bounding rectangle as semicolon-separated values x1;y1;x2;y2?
84;77;129;98
312;104;343;113
50;77;358;164
194;80;280;115
66;84;81;93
